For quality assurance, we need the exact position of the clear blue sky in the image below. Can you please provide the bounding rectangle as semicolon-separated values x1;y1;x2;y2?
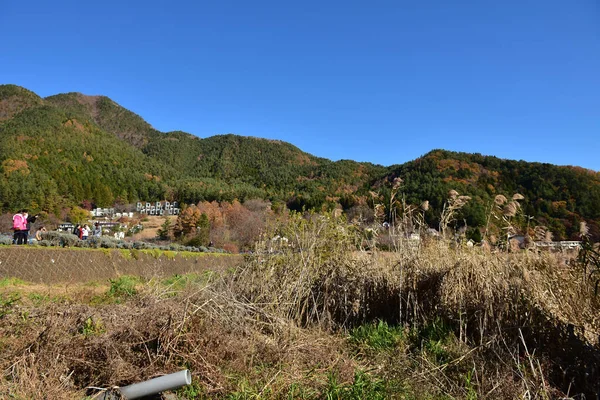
2;1;599;170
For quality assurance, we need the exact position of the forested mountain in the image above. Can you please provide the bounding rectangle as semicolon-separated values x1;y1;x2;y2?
0;85;385;212
1;84;599;240
384;150;600;240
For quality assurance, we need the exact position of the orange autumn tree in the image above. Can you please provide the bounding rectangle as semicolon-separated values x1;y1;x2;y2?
173;205;202;237
193;199;273;252
196;201;224;230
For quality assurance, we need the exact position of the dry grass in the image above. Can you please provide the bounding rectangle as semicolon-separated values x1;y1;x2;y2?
1;211;599;398
0;277;356;399
234;212;600;397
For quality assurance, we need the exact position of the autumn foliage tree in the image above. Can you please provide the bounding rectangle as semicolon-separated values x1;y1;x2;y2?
193;199;273;251
173;205;201;237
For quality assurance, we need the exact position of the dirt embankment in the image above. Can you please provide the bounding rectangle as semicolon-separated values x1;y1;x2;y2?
0;246;243;283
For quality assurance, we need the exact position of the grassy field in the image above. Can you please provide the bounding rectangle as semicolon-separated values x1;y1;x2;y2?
1;213;599;399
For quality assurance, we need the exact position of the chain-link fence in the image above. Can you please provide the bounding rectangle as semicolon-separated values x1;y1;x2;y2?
0;247;243;283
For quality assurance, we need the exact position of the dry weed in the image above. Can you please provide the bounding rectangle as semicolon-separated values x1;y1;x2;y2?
2;211;600;398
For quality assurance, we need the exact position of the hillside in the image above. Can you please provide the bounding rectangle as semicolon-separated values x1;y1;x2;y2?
0;97;174;213
0;85;385;208
382;150;600;240
45;92;157;148
0;85;43;121
1;84;599;240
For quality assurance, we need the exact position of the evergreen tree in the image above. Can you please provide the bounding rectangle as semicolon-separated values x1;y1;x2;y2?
156;217;172;240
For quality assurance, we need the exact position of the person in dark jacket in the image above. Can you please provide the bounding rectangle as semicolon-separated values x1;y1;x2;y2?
24;213;39;244
73;224;81;238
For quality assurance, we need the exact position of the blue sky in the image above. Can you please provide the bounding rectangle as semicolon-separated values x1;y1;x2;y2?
2;0;599;170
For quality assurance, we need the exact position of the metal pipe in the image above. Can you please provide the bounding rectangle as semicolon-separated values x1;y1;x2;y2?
118;369;192;399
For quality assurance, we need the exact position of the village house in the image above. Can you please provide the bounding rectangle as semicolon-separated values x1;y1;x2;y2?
136;201;180;216
90;207;115;218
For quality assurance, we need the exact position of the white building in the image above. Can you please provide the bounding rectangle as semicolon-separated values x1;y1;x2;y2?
136;201;180;215
91;208;115;218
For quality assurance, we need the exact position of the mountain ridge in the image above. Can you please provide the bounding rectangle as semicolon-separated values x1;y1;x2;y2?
8;84;597;172
1;84;599;240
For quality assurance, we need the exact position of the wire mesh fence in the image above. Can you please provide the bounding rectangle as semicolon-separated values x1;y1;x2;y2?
0;247;243;284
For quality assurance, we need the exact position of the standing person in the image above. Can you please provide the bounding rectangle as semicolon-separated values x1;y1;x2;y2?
12;210;24;244
73;224;81;239
24;212;39;244
14;210;28;245
81;225;90;240
93;223;102;237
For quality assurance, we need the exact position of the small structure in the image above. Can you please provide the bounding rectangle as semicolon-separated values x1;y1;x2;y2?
508;235;527;250
114;212;134;219
91;208;115;218
96;221;123;234
136;201;180;215
58;223;74;232
535;241;581;251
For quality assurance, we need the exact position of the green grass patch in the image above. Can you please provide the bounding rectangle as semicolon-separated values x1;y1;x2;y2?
150;248;162;259
131;249;141;260
227;378;266;399
349;320;404;350
107;275;142;298
161;271;215;291
163;250;176;260
79;316;106;337
119;249;132;260
100;248;112;257
409;318;456;365
324;370;390;400
90;275;144;305
0;277;28;287
176;381;207;399
0;292;21;318
284;383;319;400
27;292;50;306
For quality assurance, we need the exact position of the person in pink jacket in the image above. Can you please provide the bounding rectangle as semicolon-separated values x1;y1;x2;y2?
12;210;21;244
12;209;28;245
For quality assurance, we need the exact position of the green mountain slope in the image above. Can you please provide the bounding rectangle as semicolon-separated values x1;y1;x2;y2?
0;92;173;212
384;150;600;240
0;85;386;212
1;84;599;240
0;85;44;121
45;92;157;148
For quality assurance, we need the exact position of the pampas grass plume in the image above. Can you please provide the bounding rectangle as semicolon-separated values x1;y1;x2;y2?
494;195;507;205
503;201;519;217
580;221;589;237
